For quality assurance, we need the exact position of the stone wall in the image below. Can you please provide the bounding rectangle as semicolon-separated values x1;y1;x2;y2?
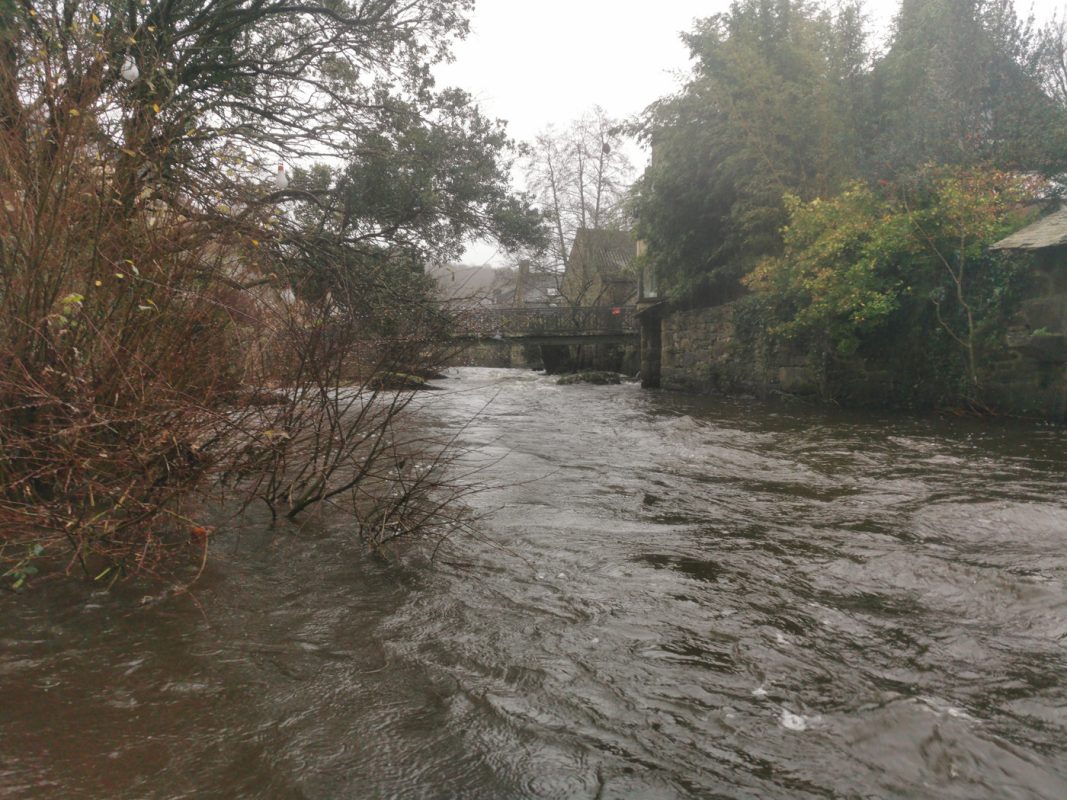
981;348;1067;420
980;251;1067;419
654;275;1067;420
448;341;514;368
659;304;817;397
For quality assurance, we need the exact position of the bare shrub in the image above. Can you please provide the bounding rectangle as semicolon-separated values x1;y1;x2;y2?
215;259;465;532
0;0;540;590
0;101;468;588
0;100;234;573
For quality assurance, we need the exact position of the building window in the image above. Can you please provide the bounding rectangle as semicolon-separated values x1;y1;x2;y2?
642;266;658;299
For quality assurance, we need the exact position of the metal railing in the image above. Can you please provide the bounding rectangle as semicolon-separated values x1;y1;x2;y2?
454;305;638;339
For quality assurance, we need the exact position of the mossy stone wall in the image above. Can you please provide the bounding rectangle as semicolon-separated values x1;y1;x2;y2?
656;282;1067;421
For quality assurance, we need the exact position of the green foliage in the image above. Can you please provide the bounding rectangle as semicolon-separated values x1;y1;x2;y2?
339;93;538;260
634;0;1067;304
868;0;1067;175
282;92;543;315
632;0;868;300
745;165;1041;401
746;185;905;355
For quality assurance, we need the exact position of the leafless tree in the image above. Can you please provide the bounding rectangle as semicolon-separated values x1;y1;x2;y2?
524;107;634;274
1038;15;1067;108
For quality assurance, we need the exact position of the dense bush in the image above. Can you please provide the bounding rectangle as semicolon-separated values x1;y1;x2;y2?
743;166;1042;405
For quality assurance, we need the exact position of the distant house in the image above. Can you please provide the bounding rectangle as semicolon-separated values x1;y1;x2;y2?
984;202;1067;418
428;261;559;309
428;263;504;308
990;202;1067;346
560;228;637;307
488;269;519;306
511;260;560;307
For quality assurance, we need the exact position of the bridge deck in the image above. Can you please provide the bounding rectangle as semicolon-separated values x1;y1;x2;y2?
452;305;638;342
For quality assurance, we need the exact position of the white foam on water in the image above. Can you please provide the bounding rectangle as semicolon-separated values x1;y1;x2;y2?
780;709;809;731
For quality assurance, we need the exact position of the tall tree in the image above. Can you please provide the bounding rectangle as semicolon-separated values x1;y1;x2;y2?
524;107;633;272
867;0;1067;175
632;0;868;301
0;0;537;255
1036;14;1067;108
634;0;1067;305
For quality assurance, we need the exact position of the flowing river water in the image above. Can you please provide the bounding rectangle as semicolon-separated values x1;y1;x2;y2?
2;367;1067;799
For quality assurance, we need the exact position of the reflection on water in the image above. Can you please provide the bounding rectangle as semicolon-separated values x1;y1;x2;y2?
2;367;1067;798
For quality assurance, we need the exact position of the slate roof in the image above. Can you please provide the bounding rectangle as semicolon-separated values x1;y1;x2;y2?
991;203;1067;251
570;228;635;279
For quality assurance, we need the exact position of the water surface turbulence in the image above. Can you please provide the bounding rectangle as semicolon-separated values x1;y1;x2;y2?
2;367;1067;798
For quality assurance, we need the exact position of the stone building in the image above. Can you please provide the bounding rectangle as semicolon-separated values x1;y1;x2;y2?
511;260;560;307
984;202;1067;418
560;228;637;308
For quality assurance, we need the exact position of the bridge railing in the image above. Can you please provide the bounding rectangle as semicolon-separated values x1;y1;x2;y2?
454;305;637;339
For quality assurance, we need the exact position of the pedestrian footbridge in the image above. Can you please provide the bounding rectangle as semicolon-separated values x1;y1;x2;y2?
451;306;638;346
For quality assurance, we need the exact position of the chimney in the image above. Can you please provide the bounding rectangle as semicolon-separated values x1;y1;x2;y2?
514;259;530;306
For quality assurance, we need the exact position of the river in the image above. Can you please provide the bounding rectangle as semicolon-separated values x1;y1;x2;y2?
2;367;1066;799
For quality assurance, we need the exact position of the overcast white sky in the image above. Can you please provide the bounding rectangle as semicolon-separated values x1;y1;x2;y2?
435;0;1065;265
